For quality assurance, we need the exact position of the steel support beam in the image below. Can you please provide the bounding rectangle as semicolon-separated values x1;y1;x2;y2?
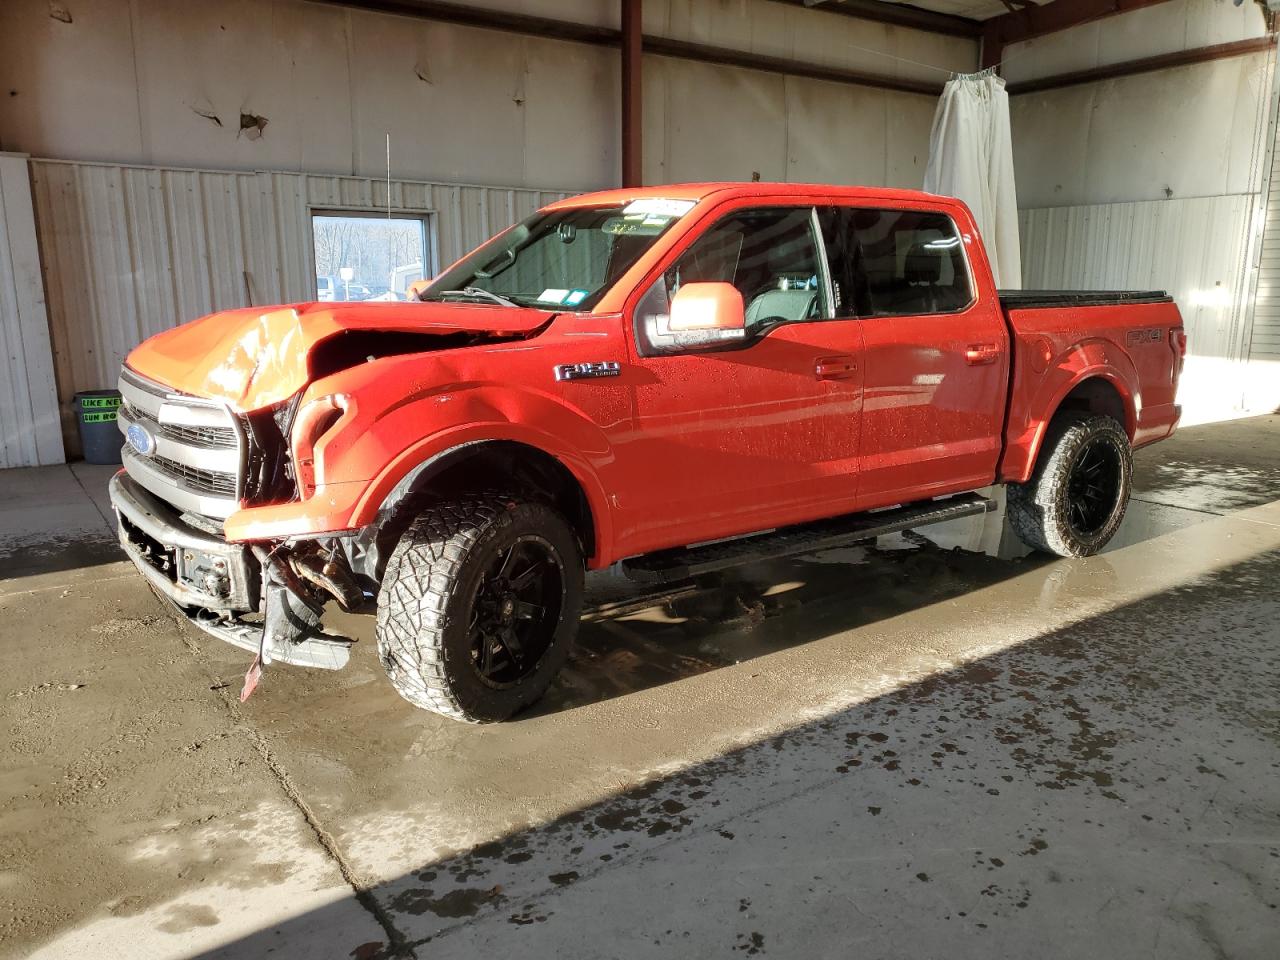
621;0;643;187
982;0;1178;69
642;37;943;96
1006;35;1276;95
773;0;981;39
308;0;621;45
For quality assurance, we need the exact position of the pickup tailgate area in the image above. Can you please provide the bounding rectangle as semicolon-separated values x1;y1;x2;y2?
998;289;1185;483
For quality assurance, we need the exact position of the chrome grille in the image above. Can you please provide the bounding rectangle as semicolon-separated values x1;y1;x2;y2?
156;421;238;449
117;367;245;519
147;455;239;497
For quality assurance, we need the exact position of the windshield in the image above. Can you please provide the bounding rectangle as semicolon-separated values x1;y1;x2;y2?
421;201;693;310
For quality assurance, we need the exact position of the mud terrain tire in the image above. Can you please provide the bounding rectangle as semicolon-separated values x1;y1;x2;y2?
376;497;584;722
1008;412;1133;558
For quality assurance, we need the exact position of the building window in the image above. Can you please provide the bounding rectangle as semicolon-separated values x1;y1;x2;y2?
311;211;434;302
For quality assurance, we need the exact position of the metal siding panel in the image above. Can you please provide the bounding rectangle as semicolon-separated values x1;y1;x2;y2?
1250;127;1280;358
1020;194;1251;365
27;159;587;456
122;166;178;355
0;155;65;466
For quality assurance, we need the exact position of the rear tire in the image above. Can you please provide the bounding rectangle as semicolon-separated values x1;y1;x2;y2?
1008;412;1132;558
375;496;584;722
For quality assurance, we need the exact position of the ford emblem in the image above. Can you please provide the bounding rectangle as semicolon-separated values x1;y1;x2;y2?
126;422;156;457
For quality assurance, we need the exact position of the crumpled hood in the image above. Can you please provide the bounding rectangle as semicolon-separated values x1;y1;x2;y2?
124;300;556;411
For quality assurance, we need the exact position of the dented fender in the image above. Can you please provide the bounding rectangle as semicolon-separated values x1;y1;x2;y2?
225;353;618;561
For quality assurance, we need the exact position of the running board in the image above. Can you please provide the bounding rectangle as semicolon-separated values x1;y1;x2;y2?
618;493;997;584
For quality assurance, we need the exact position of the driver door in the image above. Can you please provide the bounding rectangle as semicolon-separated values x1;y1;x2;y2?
614;203;865;558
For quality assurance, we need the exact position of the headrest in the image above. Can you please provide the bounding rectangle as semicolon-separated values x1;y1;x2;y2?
903;242;943;285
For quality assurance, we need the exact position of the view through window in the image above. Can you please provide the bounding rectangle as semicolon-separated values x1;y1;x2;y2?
312;212;432;302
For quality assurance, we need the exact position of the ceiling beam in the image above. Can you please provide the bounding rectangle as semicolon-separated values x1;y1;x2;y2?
982;0;1179;69
308;0;622;46
773;0;982;38
644;36;943;95
1006;34;1275;95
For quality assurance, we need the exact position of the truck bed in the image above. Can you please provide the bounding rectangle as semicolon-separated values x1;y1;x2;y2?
999;290;1173;309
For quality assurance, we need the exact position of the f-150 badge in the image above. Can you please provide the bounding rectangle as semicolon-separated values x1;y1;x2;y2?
555;361;621;382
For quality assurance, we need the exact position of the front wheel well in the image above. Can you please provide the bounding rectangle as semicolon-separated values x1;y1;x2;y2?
383;441;597;563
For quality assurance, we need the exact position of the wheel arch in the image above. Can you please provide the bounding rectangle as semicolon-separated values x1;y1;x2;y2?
359;436;608;577
1001;357;1139;485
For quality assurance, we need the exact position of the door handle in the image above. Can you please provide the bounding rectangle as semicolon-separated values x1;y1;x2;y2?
965;343;1000;365
815;355;858;380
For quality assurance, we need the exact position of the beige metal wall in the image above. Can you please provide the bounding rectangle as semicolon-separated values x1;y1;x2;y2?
1019;195;1256;424
1007;0;1276;423
0;153;64;468
0;0;974;191
29;158;570;455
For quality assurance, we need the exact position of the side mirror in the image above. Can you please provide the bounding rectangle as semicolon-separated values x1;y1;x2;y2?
667;282;746;347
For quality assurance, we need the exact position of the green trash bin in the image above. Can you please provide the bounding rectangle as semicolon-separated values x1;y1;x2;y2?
74;390;123;464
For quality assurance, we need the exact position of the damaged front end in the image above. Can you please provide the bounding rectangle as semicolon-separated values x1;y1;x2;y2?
111;471;358;672
108;300;559;690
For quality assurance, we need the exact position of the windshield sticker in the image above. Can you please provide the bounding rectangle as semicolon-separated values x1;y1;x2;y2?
537;288;570;304
603;214;671;237
564;289;589;306
623;198;696;217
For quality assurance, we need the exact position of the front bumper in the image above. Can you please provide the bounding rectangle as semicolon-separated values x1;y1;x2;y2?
109;472;351;670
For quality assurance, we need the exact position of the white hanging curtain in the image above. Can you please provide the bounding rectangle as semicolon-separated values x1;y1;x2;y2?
923;70;1022;290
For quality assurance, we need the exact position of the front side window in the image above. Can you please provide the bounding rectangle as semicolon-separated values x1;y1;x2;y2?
636;205;830;354
667;206;827;329
423;201;690;311
846;208;972;317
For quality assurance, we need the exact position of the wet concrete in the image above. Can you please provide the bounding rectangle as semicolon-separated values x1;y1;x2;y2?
1;417;1277;959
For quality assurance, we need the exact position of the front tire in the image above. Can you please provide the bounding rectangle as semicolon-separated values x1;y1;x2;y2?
375;496;584;722
1008;412;1133;558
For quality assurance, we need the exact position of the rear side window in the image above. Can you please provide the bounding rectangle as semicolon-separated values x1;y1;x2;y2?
846;209;971;317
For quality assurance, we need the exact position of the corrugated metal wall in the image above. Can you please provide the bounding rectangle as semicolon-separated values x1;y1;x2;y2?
28;159;571;455
1020;195;1258;422
1020;195;1255;362
0;154;65;468
1248;109;1280;362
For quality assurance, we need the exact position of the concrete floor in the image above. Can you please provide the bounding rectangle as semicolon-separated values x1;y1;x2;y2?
1;416;1278;960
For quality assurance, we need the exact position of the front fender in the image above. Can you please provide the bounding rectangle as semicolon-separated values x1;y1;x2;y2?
225;378;616;558
348;404;616;557
999;338;1140;483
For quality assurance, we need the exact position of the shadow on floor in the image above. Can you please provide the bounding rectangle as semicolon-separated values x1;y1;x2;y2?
189;545;1280;960
537;533;1049;718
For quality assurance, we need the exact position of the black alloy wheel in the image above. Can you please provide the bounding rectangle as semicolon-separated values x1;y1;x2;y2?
470;536;564;687
1007;412;1133;558
376;497;585;722
1065;436;1123;537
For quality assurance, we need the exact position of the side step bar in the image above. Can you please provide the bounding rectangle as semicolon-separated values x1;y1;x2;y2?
619;493;997;584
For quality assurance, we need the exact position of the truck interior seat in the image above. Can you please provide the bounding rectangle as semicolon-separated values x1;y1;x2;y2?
745;288;817;328
900;241;944;314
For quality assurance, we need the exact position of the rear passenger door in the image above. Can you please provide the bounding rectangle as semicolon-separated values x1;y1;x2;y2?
839;203;1009;507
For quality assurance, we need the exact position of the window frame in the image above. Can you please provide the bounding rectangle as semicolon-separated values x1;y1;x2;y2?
632;201;841;358
836;204;976;320
308;207;438;301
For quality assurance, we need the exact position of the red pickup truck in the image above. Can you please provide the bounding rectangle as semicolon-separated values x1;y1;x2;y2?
109;183;1185;721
